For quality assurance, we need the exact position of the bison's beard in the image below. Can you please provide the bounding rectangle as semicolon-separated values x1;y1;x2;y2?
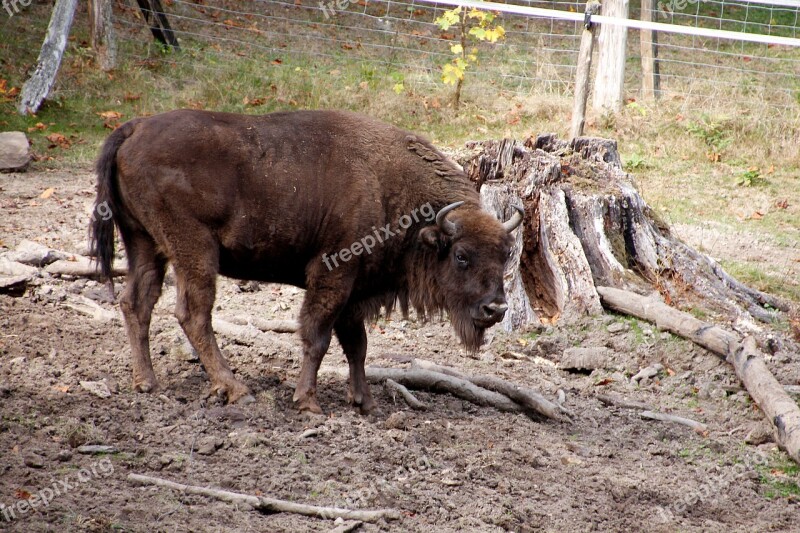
449;307;486;353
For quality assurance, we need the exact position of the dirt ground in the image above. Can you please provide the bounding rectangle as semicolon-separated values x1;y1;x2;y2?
1;168;799;532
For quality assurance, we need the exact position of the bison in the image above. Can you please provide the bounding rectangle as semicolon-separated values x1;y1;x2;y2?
90;109;523;414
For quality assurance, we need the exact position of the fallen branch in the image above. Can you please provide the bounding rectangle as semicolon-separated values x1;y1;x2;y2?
223;315;299;333
357;367;528;417
597;285;800;463
384;378;427;411
730;337;800;462
46;256;127;278
127;473;401;522
640;410;709;436
64;295;119;322
410;358;573;421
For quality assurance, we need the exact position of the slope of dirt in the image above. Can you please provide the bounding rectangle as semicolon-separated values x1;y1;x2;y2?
1;169;799;532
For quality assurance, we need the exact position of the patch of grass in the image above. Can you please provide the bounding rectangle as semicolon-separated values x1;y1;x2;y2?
719;260;800;303
757;454;800;500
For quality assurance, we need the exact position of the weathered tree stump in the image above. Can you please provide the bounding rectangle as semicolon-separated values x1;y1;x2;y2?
461;134;789;330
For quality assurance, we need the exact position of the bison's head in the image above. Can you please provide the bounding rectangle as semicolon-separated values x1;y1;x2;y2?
417;201;523;351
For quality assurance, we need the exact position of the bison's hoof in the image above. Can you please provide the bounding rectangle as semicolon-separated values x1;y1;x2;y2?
348;389;376;415
209;380;252;405
295;396;324;415
133;378;158;393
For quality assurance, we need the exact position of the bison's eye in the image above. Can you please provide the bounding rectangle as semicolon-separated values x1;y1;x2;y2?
455;252;469;268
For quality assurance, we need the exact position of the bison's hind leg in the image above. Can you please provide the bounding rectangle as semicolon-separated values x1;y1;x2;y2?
170;234;253;405
119;232;167;393
334;310;375;415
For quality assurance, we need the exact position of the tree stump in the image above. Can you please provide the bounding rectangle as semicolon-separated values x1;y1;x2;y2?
461;134;789;330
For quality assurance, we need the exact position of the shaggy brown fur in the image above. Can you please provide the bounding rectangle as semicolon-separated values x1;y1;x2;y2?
90;109;519;413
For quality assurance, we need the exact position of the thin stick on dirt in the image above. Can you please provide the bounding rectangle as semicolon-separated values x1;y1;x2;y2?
640;410;709;436
730;337;800;462
596;285;800;463
596;393;653;411
127;473;401;522
384;378;427;411
410;358;573;421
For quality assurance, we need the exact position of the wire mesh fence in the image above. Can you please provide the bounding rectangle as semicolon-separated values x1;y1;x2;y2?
108;0;800;115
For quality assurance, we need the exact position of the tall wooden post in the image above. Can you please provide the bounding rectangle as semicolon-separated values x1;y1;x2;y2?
17;0;78;115
89;0;117;71
640;0;660;100
570;1;602;139
592;0;630;113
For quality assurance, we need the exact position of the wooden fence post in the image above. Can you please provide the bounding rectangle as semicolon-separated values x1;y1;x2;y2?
592;0;629;114
570;1;602;139
89;0;117;71
136;0;180;49
17;0;78;115
640;0;660;100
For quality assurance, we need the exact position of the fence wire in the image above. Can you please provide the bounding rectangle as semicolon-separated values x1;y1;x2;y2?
110;0;800;112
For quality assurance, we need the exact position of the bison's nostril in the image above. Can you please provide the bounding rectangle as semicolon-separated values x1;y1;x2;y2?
483;303;508;319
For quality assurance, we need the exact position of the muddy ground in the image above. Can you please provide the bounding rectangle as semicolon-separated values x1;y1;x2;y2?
1;168;799;532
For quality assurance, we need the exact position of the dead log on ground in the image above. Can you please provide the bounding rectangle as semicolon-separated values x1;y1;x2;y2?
730;337;800;462
597;286;800;463
127;473;401;522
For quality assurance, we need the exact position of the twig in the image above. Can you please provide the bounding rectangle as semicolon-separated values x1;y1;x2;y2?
596;393;653;411
385;378;427;411
127;473;401;522
640;410;709;436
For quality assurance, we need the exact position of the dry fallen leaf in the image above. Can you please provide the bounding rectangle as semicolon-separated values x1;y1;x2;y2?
53;384;70;393
97;110;122;121
40;187;55;199
46;133;70;148
15;489;32;500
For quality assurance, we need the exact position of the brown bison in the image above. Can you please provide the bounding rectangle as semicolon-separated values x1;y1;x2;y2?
90;109;523;414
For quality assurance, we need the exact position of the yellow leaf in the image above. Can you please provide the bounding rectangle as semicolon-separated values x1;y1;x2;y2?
392;83;404;95
441;63;463;85
450;43;463;55
40;187;55;199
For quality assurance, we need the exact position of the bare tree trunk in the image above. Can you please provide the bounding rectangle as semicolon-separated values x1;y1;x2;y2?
89;0;117;71
17;0;78;115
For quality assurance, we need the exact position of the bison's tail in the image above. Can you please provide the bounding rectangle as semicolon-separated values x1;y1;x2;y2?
89;120;137;285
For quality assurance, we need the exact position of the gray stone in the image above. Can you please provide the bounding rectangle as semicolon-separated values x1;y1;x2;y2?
0;132;30;171
558;347;613;371
0;257;38;278
3;240;68;266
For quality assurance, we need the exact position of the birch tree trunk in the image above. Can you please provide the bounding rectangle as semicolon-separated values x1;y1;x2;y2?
18;0;78;115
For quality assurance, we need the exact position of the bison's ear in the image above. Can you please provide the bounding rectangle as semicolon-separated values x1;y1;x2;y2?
419;226;449;252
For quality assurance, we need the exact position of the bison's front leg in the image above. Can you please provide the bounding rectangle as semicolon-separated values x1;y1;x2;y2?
293;263;354;414
334;311;375;415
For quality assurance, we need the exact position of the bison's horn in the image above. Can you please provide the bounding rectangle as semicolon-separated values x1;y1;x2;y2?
502;205;524;233
435;201;464;236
